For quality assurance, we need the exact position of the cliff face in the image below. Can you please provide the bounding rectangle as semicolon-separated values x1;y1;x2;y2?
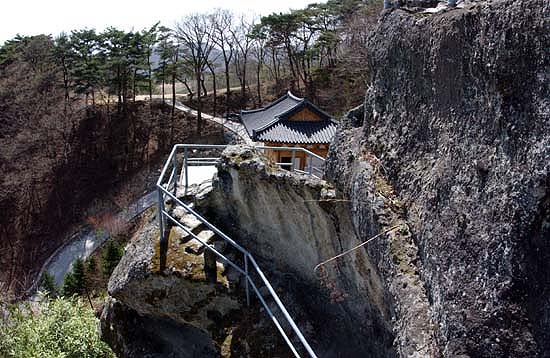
326;0;549;356
104;145;438;357
202;147;397;357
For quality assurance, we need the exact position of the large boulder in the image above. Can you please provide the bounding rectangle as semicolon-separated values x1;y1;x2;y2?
199;145;433;357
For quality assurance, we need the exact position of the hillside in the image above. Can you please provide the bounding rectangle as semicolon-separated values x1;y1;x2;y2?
0;36;226;297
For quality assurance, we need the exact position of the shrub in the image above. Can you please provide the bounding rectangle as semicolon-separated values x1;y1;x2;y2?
62;272;77;296
0;296;114;358
87;256;97;272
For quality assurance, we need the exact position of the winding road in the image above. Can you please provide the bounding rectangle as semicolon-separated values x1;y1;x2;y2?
36;167;218;289
40;191;158;286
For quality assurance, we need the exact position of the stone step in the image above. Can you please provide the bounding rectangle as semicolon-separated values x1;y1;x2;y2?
184;230;216;255
170;208;204;236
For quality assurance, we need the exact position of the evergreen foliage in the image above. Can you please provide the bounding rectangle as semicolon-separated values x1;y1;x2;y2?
62;272;77;296
101;240;123;278
0;296;114;358
87;255;97;272
41;272;58;297
62;258;87;296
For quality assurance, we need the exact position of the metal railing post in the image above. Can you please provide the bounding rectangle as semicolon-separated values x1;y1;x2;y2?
291;149;296;172
184;147;189;192
172;151;178;195
245;254;250;307
157;187;165;234
157;186;167;271
308;154;313;175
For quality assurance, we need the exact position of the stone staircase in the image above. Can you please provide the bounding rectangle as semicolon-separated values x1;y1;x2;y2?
161;182;309;357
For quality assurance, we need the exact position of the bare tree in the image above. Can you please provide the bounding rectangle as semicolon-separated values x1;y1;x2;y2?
206;52;220;117
210;9;235;113
249;25;267;105
175;14;215;134
230;15;255;102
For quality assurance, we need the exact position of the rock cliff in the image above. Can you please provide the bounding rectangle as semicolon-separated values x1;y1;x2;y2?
326;0;549;356
101;201;293;357
102;145;435;357
201;146;401;357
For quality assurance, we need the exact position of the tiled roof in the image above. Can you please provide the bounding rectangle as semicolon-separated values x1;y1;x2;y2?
256;120;337;144
240;93;302;137
240;91;336;144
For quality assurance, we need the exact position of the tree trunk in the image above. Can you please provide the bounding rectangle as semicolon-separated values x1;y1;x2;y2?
171;72;176;119
122;69;128;113
208;64;217;117
240;61;247;100
161;62;165;103
224;59;231;112
133;68;138;102
117;66;122;113
181;78;194;100
148;52;153;102
201;78;208;98
256;63;261;105
285;41;298;87
171;51;179;120
196;73;202;135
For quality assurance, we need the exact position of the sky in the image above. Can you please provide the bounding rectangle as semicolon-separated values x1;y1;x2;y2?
0;0;315;44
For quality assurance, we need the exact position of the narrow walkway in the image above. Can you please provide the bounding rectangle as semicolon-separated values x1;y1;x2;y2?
171;100;254;145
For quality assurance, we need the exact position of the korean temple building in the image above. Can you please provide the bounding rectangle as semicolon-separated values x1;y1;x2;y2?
240;91;337;171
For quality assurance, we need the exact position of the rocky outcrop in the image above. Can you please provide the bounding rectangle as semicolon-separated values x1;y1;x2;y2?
199;146;437;357
100;184;298;357
100;211;231;357
326;0;549;356
101;297;219;358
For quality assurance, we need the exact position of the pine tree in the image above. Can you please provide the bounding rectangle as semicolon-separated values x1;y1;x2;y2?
101;240;123;278
69;29;103;105
62;272;77;296
41;272;58;297
72;258;86;293
87;256;97;272
62;258;87;296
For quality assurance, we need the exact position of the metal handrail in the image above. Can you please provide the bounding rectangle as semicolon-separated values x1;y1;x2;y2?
156;144;324;358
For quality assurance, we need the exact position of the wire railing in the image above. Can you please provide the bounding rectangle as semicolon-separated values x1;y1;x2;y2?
155;144;323;358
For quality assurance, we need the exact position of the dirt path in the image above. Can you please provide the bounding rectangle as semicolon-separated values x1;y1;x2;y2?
134;85;244;102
